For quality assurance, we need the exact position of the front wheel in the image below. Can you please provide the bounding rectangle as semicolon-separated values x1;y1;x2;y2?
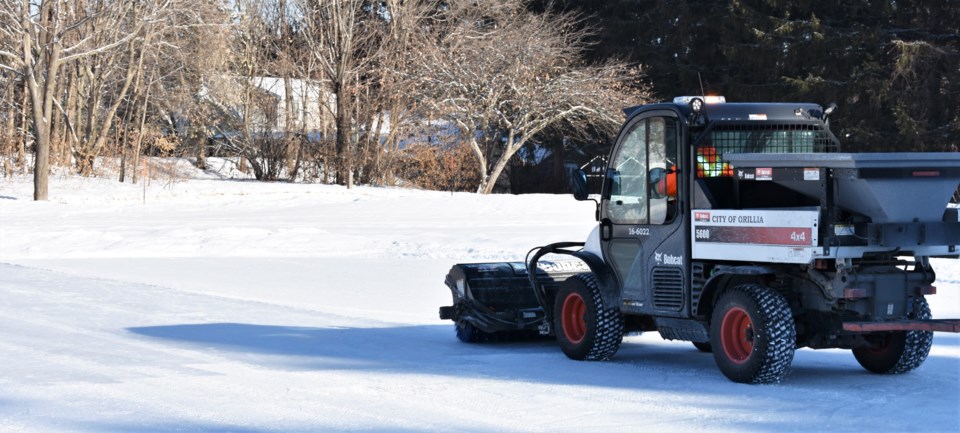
852;297;933;374
553;273;623;361
710;284;796;384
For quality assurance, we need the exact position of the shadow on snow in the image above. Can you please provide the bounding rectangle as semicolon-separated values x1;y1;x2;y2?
128;322;959;392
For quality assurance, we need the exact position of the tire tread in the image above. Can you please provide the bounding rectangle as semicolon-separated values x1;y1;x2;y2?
556;273;623;361
711;284;796;384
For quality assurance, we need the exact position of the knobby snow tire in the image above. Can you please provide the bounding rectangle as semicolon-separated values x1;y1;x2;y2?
554;273;623;361
710;284;797;384
852;296;934;374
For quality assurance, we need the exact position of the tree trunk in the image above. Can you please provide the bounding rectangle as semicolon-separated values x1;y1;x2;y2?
120;55;146;183
63;63;80;166
195;129;207;170
131;85;151;184
49;79;63;167
81;40;143;176
334;81;352;187
481;141;521;194
2;79;14;176
465;134;490;194
24;4;63;201
283;76;297;180
16;78;28;171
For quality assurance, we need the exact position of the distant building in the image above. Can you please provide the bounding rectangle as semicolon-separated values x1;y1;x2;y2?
245;77;333;134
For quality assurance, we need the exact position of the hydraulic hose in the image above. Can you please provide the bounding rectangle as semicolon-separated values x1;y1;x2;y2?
525;242;586;330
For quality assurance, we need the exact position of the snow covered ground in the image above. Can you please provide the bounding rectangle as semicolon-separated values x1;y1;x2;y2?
1;161;958;432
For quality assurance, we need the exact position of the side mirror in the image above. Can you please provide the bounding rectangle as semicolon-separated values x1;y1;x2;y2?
572;168;602;221
571;169;589;201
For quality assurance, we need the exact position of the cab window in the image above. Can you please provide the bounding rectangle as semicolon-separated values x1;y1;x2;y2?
606;115;679;225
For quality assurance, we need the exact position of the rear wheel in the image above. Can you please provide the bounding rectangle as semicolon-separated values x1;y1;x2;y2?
853;297;933;374
710;284;796;384
553;273;623;361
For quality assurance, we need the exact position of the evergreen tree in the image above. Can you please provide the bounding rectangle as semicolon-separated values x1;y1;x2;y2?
542;0;959;151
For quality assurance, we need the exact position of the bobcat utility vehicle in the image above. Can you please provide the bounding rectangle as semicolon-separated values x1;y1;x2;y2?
439;96;960;383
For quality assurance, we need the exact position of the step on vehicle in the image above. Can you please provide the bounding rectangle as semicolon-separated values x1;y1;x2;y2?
439;96;960;384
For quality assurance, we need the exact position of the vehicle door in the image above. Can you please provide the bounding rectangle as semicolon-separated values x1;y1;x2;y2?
601;110;687;316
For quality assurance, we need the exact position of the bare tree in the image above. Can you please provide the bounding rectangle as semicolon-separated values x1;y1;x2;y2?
72;1;160;176
116;0;231;182
205;0;299;181
0;0;645;195
0;0;171;200
347;0;434;186
0;69;25;176
414;0;649;194
300;0;382;188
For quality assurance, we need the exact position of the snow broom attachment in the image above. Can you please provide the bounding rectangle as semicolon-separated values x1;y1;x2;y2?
439;254;590;342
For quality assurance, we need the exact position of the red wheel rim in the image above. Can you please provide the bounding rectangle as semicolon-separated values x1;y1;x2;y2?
720;306;754;364
561;292;587;344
